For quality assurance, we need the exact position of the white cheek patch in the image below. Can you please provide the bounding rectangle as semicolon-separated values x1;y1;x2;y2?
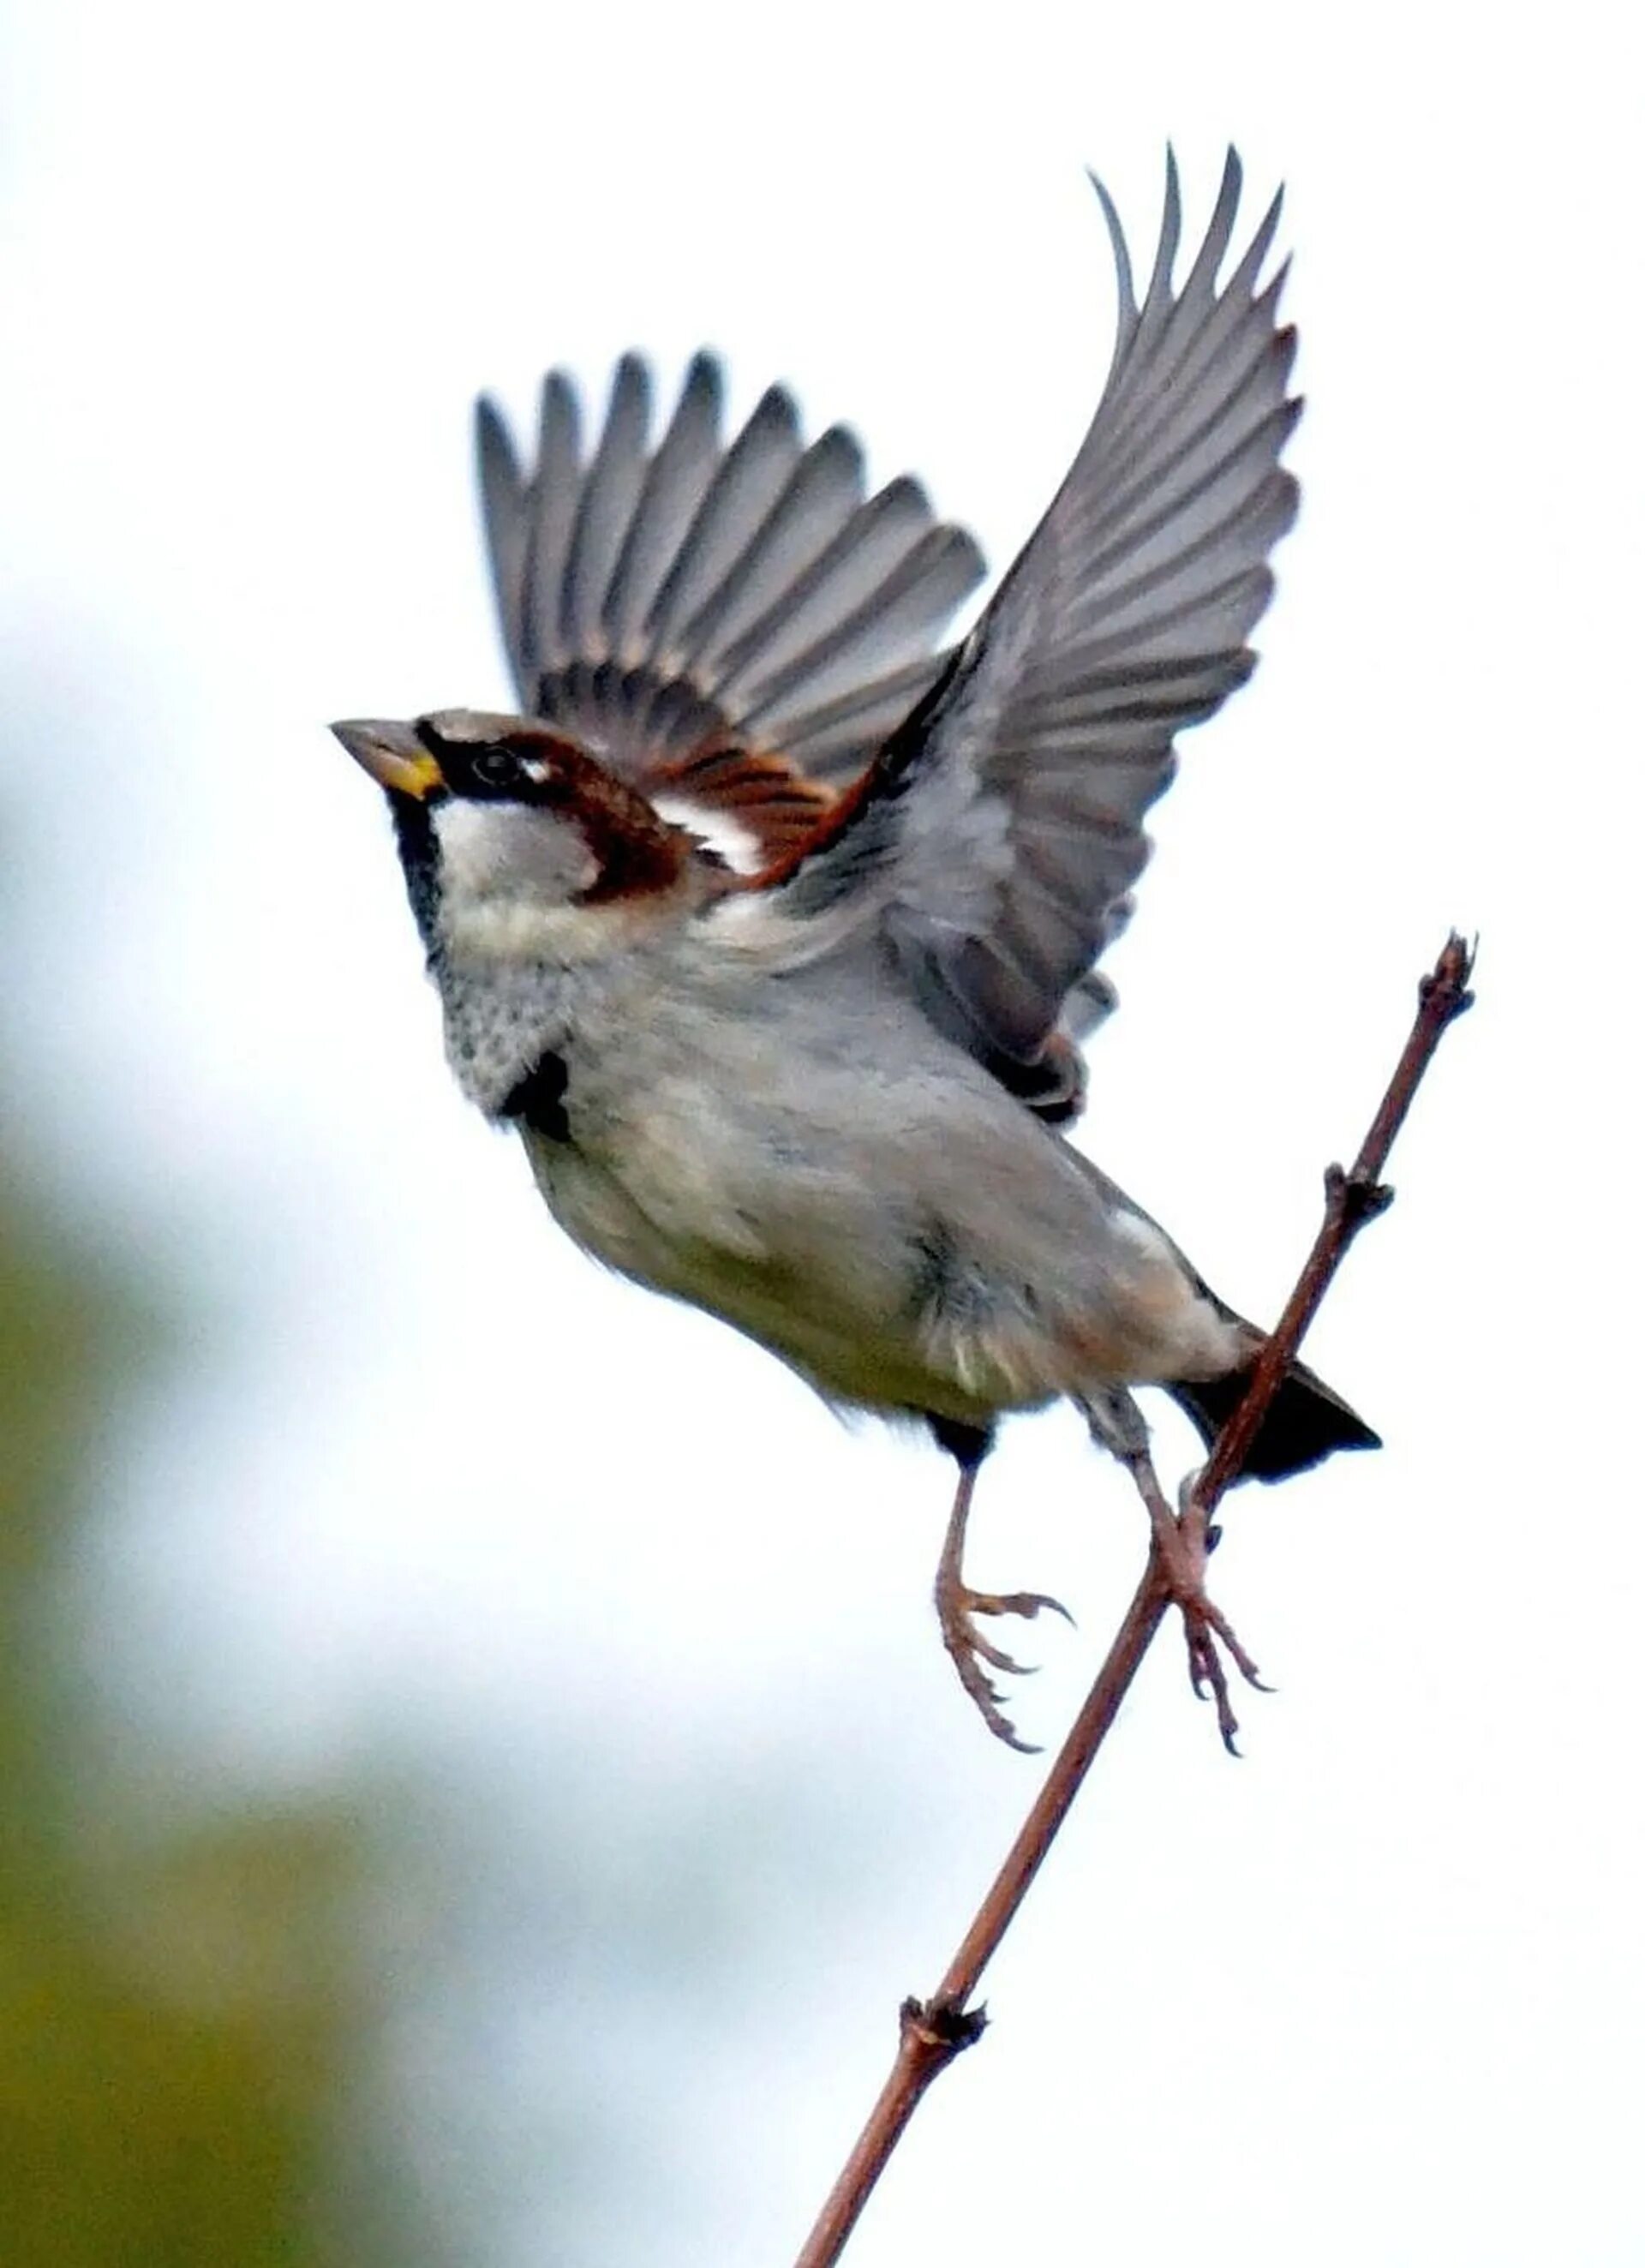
433;799;604;960
435;799;599;894
433;799;505;895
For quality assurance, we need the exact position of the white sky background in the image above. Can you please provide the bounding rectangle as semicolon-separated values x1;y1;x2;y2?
3;2;1642;2262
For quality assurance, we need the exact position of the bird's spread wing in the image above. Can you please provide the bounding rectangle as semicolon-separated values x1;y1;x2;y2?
477;354;986;866
754;150;1299;1100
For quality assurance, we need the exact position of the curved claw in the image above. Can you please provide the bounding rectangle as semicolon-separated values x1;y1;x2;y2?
954;1622;1033;1679
993;1589;1076;1630
948;1649;1043;1753
934;1577;1070;1751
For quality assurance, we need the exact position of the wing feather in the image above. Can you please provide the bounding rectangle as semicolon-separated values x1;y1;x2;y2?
474;356;984;854
756;149;1299;1098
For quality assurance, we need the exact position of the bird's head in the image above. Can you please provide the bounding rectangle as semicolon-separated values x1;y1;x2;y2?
332;709;704;966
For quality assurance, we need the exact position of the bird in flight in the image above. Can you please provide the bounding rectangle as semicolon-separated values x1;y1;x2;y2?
334;149;1377;1749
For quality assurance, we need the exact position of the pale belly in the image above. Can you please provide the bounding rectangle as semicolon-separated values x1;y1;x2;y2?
518;1082;1243;1427
521;1128;1011;1419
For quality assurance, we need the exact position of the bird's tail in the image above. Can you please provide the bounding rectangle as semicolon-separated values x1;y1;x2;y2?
1166;1353;1379;1483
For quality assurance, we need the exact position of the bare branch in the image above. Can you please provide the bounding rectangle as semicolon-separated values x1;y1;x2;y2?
1194;931;1475;1506
791;933;1475;2268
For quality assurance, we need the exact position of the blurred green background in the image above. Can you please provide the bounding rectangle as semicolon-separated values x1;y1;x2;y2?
0;1128;418;2266
0;1080;828;2266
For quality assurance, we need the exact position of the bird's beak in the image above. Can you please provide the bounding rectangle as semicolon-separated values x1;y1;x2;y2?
331;718;446;800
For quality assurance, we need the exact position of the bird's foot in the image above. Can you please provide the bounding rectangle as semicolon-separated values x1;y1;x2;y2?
1151;1477;1271;1753
933;1565;1073;1753
1080;1389;1269;1750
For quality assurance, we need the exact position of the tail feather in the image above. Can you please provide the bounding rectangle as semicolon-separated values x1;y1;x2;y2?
1167;1356;1379;1484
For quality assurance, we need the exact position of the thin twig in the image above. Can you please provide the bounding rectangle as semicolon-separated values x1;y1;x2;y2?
791;933;1475;2268
1193;931;1475;1506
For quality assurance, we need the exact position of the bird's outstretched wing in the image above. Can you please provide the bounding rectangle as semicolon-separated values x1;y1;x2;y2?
477;354;986;865
753;149;1299;1100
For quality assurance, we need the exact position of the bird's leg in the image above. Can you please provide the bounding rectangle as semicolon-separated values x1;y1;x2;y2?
927;1417;1071;1754
1079;1388;1268;1751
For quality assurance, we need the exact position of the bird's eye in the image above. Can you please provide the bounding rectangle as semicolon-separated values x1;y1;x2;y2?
470;745;522;792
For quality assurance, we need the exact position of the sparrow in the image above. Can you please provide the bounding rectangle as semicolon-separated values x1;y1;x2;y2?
334;149;1378;1748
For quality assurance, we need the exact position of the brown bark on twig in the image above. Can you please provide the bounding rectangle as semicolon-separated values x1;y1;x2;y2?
792;934;1475;2268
